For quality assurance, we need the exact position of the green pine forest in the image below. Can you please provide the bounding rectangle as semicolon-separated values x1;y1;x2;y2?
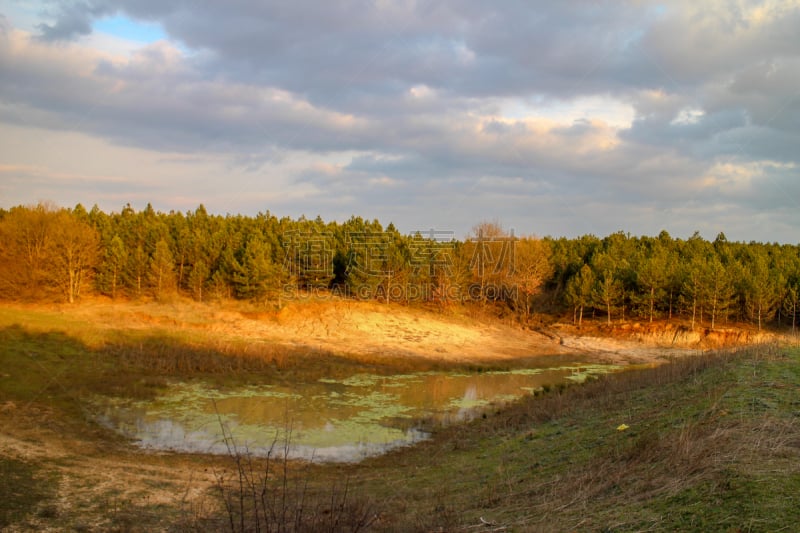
1;202;799;333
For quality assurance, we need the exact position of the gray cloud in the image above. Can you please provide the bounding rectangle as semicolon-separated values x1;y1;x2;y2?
1;1;799;242
36;1;110;41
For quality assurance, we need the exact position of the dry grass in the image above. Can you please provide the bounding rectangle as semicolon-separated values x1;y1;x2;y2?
186;421;377;533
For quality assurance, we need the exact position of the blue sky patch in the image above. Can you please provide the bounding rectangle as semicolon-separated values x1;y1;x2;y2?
93;15;167;43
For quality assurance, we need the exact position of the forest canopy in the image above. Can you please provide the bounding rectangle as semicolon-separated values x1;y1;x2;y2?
0;203;798;332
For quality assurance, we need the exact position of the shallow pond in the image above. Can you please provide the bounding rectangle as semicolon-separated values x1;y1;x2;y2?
94;356;621;462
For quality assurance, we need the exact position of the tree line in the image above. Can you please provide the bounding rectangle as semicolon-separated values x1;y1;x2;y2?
549;230;800;332
0;203;798;332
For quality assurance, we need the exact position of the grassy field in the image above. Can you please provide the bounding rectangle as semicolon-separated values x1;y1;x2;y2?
355;343;800;531
1;301;798;531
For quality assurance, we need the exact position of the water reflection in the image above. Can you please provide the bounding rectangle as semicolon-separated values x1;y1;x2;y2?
94;361;619;462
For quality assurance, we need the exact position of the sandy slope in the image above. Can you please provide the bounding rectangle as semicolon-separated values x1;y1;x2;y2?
28;298;736;365
12;298;770;367
265;301;571;361
58;299;578;363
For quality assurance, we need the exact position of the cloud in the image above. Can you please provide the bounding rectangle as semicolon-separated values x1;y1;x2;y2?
36;1;111;41
1;1;799;242
0;30;371;155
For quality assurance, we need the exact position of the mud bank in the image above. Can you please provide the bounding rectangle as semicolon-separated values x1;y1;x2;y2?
551;320;780;361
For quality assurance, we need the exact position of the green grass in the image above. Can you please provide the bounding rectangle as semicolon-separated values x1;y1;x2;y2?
345;344;800;531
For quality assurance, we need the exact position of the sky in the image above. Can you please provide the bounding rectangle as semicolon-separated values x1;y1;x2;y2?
0;1;799;242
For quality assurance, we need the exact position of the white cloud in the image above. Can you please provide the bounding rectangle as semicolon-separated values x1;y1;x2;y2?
498;95;635;129
671;107;705;125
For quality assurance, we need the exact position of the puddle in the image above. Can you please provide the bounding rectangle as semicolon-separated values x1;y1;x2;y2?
93;359;620;462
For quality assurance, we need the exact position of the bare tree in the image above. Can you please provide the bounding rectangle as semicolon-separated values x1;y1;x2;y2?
466;220;511;305
511;237;553;318
51;210;99;303
0;203;98;302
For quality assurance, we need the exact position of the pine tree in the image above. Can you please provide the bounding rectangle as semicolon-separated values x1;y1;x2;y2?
188;259;210;302
784;284;799;335
635;241;671;322
741;252;778;330
704;255;735;330
149;239;176;299
591;252;623;325
101;235;128;299
232;236;276;305
565;263;594;325
128;244;148;297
